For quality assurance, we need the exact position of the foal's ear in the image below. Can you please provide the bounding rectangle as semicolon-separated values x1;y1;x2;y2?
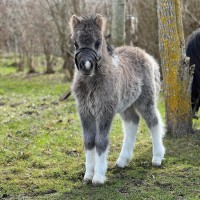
95;14;105;31
69;15;80;33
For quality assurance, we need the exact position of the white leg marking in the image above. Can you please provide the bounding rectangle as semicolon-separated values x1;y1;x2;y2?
92;149;108;185
150;111;165;166
116;121;139;168
84;148;95;182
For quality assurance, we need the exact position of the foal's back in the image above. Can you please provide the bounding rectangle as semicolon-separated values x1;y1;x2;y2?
115;46;160;87
114;46;160;113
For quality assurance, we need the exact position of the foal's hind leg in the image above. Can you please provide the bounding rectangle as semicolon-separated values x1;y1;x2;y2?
137;103;165;166
116;107;140;168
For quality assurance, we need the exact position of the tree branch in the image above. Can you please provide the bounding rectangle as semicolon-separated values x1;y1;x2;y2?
184;3;200;26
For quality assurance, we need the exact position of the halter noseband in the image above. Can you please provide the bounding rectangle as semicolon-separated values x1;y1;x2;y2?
75;47;101;70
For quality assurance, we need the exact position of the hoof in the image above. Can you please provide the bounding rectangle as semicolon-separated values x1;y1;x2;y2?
83;173;93;183
116;157;130;168
92;175;106;185
152;156;163;166
83;178;92;184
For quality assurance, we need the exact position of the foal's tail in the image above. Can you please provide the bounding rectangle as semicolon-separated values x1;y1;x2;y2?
146;54;161;96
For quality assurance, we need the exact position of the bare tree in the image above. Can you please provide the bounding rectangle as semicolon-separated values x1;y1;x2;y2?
44;0;78;79
132;0;159;59
182;0;200;37
33;0;59;74
0;0;27;70
0;1;9;52
1;0;199;79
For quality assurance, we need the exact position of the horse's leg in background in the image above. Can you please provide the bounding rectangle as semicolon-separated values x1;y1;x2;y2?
116;107;140;168
93;112;114;185
79;113;96;182
137;102;165;166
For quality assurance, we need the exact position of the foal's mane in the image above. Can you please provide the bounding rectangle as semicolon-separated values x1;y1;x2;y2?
106;40;114;56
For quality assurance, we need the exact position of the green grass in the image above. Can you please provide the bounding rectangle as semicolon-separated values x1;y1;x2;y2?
0;59;17;76
0;65;200;200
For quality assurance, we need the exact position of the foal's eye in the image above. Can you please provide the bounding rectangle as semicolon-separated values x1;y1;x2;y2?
74;42;79;50
95;40;101;49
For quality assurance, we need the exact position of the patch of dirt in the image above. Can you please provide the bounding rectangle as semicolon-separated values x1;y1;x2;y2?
0;101;6;106
10;102;22;107
154;181;174;190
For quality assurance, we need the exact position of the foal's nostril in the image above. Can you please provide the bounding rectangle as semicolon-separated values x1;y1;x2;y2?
80;61;85;69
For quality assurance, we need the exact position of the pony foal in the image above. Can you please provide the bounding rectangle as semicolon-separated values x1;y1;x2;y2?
70;14;165;185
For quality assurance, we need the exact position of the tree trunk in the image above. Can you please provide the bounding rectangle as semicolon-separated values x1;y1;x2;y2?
45;53;54;74
62;55;74;81
111;0;125;47
18;61;24;72
27;56;36;73
157;0;193;137
17;52;24;72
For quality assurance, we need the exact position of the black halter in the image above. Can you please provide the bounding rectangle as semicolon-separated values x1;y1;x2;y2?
75;47;101;70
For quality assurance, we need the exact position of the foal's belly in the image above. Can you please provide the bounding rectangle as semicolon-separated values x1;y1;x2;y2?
116;86;141;113
116;98;136;113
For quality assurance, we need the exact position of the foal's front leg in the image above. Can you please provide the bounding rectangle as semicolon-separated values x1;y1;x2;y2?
92;112;114;185
80;113;96;182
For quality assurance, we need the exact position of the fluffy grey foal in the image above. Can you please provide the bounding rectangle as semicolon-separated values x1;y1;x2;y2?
70;14;165;185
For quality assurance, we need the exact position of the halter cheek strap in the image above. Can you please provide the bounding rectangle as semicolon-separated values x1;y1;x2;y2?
75;47;101;70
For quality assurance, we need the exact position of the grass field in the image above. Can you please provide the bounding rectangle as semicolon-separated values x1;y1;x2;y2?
0;65;200;200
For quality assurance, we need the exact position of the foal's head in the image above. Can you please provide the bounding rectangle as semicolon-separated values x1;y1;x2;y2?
70;14;105;76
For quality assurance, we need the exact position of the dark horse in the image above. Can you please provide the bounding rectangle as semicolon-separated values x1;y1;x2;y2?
186;28;200;117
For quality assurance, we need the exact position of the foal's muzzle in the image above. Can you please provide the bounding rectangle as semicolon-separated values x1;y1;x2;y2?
75;47;101;75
